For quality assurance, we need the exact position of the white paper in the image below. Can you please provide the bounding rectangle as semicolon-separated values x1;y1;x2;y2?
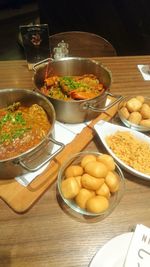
124;224;150;267
137;65;150;80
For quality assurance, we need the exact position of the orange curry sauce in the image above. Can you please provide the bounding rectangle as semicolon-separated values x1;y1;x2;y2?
0;103;51;160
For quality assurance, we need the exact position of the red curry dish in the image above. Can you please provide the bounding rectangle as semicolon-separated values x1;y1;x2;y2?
0;102;51;160
41;74;105;101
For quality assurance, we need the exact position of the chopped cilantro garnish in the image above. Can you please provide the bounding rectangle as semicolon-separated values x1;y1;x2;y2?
0;133;11;144
0;127;31;144
0;111;31;144
61;76;87;90
0;112;26;128
14;112;26;125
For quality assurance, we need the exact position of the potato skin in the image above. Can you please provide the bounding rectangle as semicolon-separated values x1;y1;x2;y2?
105;171;120;193
97;154;115;171
140;104;150;119
128;111;142;124
96;183;111;199
61;177;80;199
74;176;82;188
81;174;104;190
84;161;108;178
119;107;130;119
75;188;95;209
81;154;97;168
86;196;109;213
136;95;145;103
126;98;142;112
65;165;83;178
140;119;150;127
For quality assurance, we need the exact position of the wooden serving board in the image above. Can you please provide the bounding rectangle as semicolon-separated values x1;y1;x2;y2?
0;101;118;213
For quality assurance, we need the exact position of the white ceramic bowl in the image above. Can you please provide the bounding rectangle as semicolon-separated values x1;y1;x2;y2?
94;120;150;181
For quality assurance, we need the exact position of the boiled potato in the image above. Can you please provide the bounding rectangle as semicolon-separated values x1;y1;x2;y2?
61;153;121;214
105;171;120;193
61;177;80;199
122;96;150;127
86;195;109;213
140;104;150;119
81;154;97;168
96;183;111;199
97;154;115;171
74;176;82;188
140;119;150;127
75;188;95;209
122;101;127;107
128;111;142;124
81;174;104;190
126;98;142;112
119;107;130;120
136;95;145;103
84;161;108;178
65;165;83;178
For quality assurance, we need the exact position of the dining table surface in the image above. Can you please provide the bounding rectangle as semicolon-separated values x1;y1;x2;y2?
0;55;150;267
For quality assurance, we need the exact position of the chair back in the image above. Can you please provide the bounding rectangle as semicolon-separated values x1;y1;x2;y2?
49;31;117;58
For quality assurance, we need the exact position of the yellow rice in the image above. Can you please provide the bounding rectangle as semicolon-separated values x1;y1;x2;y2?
106;131;150;175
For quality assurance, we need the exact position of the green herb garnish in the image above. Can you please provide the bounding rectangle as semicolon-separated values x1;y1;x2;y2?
0;111;32;144
14;112;26;125
0;112;26;128
0;127;31;144
60;76;87;90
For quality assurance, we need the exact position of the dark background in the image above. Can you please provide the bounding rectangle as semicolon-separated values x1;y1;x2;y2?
0;0;150;60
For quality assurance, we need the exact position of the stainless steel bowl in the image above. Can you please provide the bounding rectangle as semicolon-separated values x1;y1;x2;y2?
0;88;64;179
33;57;123;123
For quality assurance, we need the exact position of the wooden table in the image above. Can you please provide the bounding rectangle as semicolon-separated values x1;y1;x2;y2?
0;56;150;267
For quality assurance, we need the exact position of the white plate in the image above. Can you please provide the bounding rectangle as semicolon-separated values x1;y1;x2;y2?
94;120;150;181
89;232;133;267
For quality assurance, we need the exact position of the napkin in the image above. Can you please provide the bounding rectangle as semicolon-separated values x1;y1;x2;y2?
137;65;150;80
15;121;88;187
124;224;150;267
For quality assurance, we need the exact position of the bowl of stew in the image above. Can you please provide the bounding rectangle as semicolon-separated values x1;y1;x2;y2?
0;88;64;179
33;57;122;123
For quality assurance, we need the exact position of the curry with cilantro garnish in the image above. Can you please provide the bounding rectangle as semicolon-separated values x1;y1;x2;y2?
0;102;51;160
41;74;105;101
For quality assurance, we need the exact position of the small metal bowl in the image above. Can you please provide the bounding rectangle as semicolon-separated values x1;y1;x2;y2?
118;96;150;132
57;151;125;218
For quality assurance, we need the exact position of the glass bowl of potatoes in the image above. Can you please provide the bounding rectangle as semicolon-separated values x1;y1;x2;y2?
57;151;125;217
118;95;150;132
